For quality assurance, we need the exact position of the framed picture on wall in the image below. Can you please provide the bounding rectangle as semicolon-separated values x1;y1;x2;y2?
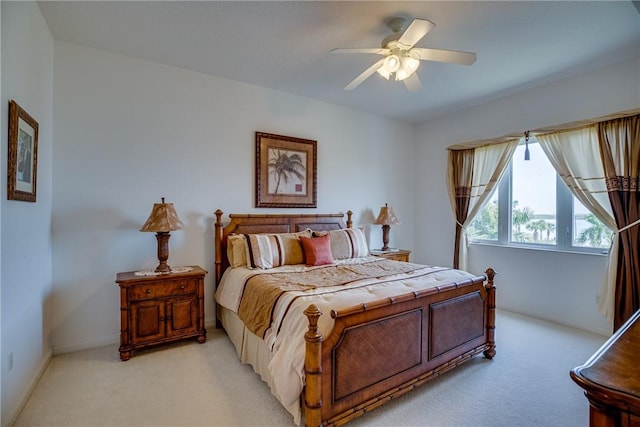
255;132;317;208
7;100;39;202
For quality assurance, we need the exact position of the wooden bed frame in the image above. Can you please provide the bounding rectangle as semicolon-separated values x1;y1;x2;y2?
214;210;496;427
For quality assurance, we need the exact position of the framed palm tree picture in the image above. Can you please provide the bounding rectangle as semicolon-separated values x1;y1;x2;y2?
256;132;317;208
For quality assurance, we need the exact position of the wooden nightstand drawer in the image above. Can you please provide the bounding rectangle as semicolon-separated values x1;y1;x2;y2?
370;249;411;262
130;278;196;301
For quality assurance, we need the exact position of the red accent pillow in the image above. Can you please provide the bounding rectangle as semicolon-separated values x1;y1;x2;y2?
300;234;334;266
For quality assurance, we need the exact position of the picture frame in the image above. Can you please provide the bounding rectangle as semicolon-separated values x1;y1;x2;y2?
255;131;317;208
8;100;38;202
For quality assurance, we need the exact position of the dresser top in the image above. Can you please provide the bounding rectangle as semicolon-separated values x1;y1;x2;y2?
116;265;207;283
571;309;640;409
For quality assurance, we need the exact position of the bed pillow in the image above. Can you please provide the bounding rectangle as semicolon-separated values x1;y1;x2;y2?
300;234;334;267
245;229;311;269
314;228;369;259
226;234;248;268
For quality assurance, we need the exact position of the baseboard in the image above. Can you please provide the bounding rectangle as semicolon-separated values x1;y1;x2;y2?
498;308;610;338
3;350;53;427
205;320;217;331
53;324;219;355
52;335;119;355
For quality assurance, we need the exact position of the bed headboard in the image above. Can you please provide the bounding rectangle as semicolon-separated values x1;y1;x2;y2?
213;209;352;285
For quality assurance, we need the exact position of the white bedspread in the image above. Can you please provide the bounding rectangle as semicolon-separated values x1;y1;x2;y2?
215;257;477;423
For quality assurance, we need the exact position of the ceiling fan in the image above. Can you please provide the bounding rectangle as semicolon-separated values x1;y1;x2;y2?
331;17;477;92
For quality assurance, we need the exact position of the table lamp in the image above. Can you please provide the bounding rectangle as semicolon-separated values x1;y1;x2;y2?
373;203;400;251
140;197;184;272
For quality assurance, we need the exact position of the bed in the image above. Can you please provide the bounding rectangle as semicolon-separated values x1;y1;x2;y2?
213;209;496;427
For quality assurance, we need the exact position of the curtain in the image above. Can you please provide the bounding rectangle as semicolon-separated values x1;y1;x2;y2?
598;115;640;331
447;109;639;329
536;127;617;325
448;149;473;270
447;141;518;270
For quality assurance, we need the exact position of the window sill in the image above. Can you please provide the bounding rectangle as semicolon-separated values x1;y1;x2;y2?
469;240;609;257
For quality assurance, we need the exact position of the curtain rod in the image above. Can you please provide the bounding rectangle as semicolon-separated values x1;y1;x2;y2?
447;108;640;151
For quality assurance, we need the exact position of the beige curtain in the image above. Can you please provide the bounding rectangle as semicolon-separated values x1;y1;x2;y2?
598;115;640;331
536;126;617;325
447;141;518;270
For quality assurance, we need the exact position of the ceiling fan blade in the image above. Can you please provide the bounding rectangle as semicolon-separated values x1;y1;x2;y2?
412;48;477;65
344;58;385;90
397;19;435;48
403;72;422;92
331;48;389;55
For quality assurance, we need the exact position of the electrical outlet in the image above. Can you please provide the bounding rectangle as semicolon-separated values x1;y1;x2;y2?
8;352;13;371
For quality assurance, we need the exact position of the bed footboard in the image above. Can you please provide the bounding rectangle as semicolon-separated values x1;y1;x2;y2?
304;268;496;427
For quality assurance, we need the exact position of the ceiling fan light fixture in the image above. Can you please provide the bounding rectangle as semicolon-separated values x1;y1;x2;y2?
404;56;420;72
395;56;420;81
384;55;400;73
395;67;410;81
376;67;391;80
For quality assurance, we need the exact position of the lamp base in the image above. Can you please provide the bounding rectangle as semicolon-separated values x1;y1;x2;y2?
155;232;172;272
380;224;391;251
155;263;171;273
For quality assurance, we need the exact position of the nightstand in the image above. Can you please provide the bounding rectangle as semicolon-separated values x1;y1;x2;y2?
116;265;207;361
370;249;411;262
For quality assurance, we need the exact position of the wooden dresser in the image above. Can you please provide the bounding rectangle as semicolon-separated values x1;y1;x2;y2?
571;309;640;426
116;265;207;361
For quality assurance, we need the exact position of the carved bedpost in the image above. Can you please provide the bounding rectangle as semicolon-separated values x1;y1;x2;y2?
214;209;224;285
483;267;497;359
304;304;323;427
346;210;353;229
214;210;224;329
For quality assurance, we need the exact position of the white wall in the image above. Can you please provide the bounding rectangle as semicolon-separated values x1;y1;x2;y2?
51;42;417;353
1;5;3;422
415;57;640;336
0;2;53;425
3;8;635;420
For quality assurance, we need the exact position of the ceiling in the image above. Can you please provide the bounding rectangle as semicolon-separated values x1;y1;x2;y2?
38;1;640;124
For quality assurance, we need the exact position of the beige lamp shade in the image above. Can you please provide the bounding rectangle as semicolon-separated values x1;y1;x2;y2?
140;198;185;233
374;203;400;226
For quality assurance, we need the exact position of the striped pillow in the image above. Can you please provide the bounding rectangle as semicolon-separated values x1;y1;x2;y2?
245;229;312;269
314;228;369;260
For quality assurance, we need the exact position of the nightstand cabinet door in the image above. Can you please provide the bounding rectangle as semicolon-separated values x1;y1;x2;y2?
131;300;166;345
167;297;198;338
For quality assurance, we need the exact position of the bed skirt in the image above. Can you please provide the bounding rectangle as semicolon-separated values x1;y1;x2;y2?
218;307;303;423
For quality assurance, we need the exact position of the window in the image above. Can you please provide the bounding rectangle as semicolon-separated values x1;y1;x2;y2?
468;138;612;253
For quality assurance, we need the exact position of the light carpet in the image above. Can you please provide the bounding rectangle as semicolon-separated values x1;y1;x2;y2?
13;310;606;427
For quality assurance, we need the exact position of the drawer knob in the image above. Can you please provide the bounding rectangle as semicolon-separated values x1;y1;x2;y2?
180;285;185;289
146;289;151;294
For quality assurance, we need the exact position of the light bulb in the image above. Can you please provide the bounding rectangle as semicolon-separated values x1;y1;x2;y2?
384;55;400;73
405;57;420;72
395;67;410;81
395;56;420;81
